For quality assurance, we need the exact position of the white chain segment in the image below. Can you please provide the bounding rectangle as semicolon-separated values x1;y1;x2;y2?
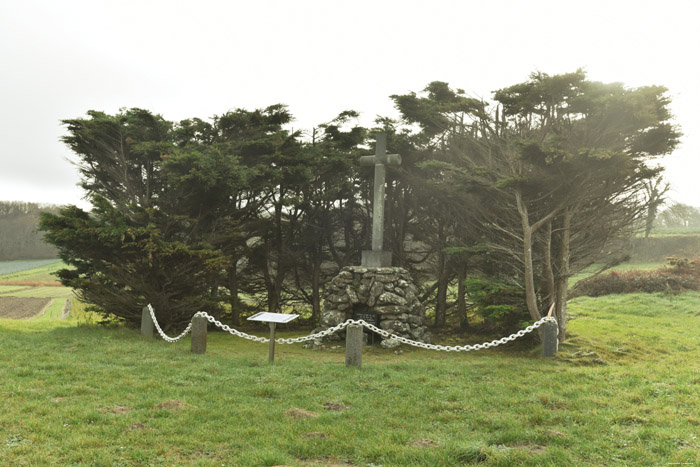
147;304;556;351
147;304;194;343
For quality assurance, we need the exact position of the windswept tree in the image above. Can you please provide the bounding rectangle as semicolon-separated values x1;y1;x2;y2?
41;109;231;329
390;71;680;339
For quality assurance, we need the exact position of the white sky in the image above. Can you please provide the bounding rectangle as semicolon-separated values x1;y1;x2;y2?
1;0;698;209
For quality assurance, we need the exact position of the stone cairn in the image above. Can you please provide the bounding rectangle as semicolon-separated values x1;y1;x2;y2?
314;266;431;349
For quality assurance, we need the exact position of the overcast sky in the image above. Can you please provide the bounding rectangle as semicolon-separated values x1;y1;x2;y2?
1;0;698;209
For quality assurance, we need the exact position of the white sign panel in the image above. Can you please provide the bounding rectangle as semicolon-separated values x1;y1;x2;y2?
247;312;299;324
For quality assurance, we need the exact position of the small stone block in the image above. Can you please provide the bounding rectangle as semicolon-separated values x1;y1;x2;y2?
542;321;558;357
141;306;154;338
345;324;363;368
190;316;208;354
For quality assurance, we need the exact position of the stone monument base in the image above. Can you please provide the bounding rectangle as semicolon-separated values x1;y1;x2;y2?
315;266;431;349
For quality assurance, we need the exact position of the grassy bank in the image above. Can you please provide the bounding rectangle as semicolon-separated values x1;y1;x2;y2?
1;292;699;465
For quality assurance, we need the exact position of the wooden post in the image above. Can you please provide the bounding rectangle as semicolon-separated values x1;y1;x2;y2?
190;315;207;354
141;306;154;338
345;324;363;368
268;323;277;363
542;320;558;357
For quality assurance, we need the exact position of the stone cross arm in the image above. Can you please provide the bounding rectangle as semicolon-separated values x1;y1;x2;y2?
359;132;401;167
359;153;402;167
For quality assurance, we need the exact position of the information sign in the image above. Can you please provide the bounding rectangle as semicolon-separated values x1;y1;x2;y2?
247;312;299;324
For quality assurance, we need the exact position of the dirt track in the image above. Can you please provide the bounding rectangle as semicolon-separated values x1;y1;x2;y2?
0;297;52;319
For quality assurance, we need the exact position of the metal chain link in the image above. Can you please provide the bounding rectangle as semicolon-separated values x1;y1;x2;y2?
147;304;193;343
351;316;557;351
147;304;556;351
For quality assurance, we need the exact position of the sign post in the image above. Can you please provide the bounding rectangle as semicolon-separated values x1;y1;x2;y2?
247;312;299;363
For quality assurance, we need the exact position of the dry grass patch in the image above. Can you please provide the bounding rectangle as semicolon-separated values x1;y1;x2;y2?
285;407;319;419
123;422;151;433
407;438;440;448
155;400;191;411
99;405;131;414
322;401;349;411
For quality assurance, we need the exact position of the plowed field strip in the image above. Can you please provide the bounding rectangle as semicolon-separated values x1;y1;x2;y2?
0;297;52;319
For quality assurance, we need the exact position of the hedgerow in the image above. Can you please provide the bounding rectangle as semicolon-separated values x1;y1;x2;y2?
571;257;700;297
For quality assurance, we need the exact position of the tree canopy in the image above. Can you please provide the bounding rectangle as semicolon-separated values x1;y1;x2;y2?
41;70;681;339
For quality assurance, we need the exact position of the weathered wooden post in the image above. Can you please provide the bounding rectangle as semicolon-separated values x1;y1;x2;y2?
141;306;154;338
542;320;558;357
268;323;277;363
190;315;208;354
345;324;363;368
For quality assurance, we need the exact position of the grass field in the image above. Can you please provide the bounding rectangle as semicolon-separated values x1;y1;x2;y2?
0;260;64;286
0;259;61;276
1;290;698;466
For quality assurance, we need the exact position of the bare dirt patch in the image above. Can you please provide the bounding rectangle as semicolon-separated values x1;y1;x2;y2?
156;400;191;412
0;297;51;319
285;408;319;419
322;401;349;412
124;423;151;433
297;459;356;466
0;281;62;287
99;405;132;415
407;438;440;448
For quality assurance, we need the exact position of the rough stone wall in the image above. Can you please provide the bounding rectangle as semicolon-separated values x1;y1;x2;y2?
319;266;431;347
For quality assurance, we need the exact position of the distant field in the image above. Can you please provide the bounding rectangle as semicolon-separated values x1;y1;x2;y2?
0;261;72;319
569;262;666;287
649;227;700;236
0;259;60;276
1;286;74;298
0;260;63;285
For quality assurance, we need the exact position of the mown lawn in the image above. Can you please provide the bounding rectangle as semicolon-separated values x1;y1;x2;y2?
1;293;698;466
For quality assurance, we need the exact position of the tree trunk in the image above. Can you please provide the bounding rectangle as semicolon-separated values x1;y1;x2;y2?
457;262;470;330
543;220;556;305
227;263;240;326
554;210;572;342
516;191;542;322
268;283;281;313
434;221;448;327
311;258;322;324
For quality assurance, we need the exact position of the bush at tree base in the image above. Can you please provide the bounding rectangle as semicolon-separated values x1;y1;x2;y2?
571;257;700;297
464;275;532;332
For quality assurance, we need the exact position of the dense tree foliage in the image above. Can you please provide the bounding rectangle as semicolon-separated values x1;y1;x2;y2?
41;71;681;338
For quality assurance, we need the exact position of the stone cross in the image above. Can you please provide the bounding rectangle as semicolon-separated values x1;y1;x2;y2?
359;133;401;267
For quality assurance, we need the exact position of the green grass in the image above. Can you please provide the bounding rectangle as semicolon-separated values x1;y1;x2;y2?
32;298;70;321
1;293;699;465
0;285;31;294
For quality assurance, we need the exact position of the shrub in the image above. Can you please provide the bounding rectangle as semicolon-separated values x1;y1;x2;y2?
572;258;700;297
464;275;531;331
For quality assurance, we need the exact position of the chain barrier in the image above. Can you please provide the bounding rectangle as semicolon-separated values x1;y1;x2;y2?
147;304;556;351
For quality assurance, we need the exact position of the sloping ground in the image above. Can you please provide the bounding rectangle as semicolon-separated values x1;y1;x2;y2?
0;297;51;319
0;259;60;276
